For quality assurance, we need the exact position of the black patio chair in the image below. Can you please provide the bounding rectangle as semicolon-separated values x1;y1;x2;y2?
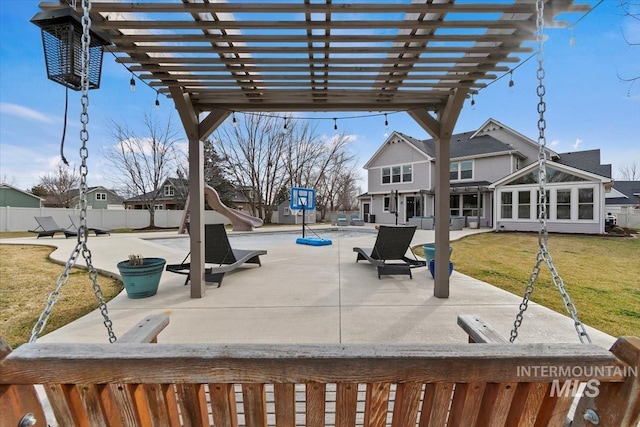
68;215;112;236
353;225;426;279
166;223;267;287
28;216;77;239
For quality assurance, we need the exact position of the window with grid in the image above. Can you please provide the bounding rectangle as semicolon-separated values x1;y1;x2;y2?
557;189;571;219
164;186;174;196
95;193;106;200
501;192;513;219
518;191;531;219
578;188;594;220
450;161;473;181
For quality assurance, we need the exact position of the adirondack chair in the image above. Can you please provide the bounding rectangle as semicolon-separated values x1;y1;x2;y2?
2;314;638;426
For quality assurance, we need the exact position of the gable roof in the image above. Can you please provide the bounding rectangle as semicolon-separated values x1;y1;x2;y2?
0;184;43;200
605;181;640;206
556;149;612;178
125;177;189;202
362;131;431;169
489;159;612;188
414;131;522;160
67;186;123;200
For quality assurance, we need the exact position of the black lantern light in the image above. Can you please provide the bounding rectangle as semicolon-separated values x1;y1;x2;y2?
31;8;111;90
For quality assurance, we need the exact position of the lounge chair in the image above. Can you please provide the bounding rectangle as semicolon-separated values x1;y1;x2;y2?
165;223;267;287
336;214;349;226
68;215;112;236
28;216;77;239
353;225;426;278
349;214;365;226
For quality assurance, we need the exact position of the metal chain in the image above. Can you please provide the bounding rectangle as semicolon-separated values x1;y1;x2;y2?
510;0;591;344
30;0;117;343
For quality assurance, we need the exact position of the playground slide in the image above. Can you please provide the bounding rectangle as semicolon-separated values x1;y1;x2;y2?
178;185;264;233
204;185;263;231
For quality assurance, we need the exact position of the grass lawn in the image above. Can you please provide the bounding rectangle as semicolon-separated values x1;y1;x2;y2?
0;244;123;348
446;232;640;338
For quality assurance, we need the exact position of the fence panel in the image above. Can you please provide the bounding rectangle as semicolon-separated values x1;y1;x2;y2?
0;207;230;232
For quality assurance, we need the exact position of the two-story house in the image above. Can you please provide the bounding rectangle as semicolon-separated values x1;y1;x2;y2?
123;177;189;210
359;118;612;234
68;186;124;209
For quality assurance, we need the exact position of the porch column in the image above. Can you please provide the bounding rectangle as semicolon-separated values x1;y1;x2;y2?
434;136;451;298
188;137;206;298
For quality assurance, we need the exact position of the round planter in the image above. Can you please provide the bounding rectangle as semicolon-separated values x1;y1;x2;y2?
117;257;166;299
428;259;454;279
422;244;453;264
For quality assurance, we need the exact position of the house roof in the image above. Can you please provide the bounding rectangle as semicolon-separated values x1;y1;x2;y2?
125;177;188;202
470;118;559;159
605;181;640;206
67;186;123;199
557;149;612;178
0;184;43;200
413;131;521;160
489;159;612;188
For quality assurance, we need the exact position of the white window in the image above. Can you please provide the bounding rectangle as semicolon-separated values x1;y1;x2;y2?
578;188;594;220
518;190;531;219
164;186;174;196
500;191;513;219
381;164;412;185
556;189;571;219
450;160;473;181
95;192;106;200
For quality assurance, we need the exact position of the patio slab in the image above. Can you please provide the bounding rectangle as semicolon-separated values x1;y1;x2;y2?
0;225;616;349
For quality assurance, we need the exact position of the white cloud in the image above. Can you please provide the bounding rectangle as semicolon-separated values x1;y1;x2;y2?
572;138;582;150
0;102;55;124
550;140;560;147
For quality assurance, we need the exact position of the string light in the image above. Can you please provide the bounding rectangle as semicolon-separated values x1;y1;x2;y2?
470;94;475;107
384;113;389;137
283;117;288;130
232;111;238;126
333;118;337;131
508;71;515;89
154;92;160;111
129;73;136;92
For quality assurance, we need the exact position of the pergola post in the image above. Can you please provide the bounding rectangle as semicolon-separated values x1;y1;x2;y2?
409;88;467;298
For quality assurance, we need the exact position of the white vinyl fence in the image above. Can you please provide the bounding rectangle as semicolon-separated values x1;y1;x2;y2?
606;207;640;229
0;207;229;232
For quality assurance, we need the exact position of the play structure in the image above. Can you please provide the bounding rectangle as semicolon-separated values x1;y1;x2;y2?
291;187;332;246
180;184;263;233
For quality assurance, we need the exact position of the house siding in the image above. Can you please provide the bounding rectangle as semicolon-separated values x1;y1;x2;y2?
0;187;41;208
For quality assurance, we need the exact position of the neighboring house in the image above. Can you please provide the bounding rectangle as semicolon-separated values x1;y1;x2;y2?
0;184;42;208
276;199;317;225
123;177;189;210
230;186;257;212
605;181;640;211
68;186;124;209
359;118;613;234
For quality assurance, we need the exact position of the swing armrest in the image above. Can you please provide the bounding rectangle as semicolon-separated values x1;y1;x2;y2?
117;314;170;344
457;315;508;343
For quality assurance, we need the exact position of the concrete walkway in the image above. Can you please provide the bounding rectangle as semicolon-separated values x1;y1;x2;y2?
1;225;615;348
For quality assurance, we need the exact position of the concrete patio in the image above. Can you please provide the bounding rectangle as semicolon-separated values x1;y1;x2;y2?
1;225;615;348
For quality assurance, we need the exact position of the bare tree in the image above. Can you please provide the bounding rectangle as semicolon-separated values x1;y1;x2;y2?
104;114;181;228
38;162;80;207
619;161;639;180
213;114;361;223
213;114;289;223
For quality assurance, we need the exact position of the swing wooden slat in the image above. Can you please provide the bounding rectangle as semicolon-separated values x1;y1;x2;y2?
1;314;638;427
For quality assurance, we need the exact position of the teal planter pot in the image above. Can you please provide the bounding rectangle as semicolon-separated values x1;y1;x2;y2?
117;257;166;299
422;244;452;264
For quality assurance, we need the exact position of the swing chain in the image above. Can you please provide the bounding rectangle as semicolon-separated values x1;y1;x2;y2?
510;0;591;344
29;0;116;343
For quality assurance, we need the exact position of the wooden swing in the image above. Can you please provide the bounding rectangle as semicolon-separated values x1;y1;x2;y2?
2;1;639;426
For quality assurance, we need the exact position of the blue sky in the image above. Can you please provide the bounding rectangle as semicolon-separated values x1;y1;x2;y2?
1;0;638;193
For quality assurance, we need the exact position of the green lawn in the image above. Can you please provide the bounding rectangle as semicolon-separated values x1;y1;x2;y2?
445;232;640;338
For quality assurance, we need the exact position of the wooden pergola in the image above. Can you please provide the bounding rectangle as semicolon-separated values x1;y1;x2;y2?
41;0;589;298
